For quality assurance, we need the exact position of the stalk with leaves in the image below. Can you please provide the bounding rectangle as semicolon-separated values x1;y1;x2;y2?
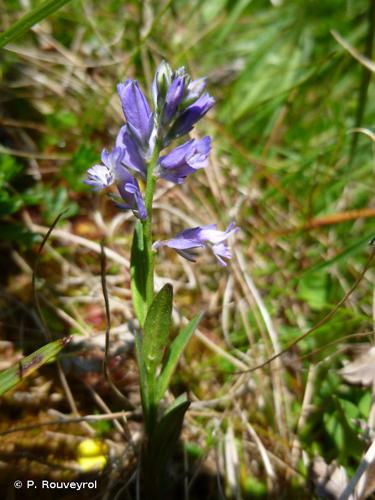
85;61;237;497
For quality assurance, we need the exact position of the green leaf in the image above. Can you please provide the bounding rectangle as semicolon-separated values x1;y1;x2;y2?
0;154;22;188
0;337;71;396
323;396;363;463
142;284;173;376
62;142;99;191
298;271;330;310
130;221;147;326
142;394;190;496
151;394;190;465
156;312;203;402
359;391;372;419
0;0;73;49
0;223;38;246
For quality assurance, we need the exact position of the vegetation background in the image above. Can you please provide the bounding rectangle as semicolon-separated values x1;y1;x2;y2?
0;0;374;498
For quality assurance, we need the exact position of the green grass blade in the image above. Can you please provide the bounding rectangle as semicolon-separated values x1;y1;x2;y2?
156;313;203;402
0;337;71;396
0;0;72;49
303;234;374;275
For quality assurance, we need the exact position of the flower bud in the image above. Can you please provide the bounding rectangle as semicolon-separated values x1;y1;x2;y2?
181;78;206;108
152;60;173;110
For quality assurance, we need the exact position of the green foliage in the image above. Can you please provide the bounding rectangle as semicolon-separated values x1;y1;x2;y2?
0;223;39;246
298;271;331;310
62;143;99;192
142;394;190;499
243;477;268;498
23;184;78;224
184;441;204;459
0;154;23;216
151;394;190;464
0;0;73;48
156;313;203;401
300;367;369;467
143;283;173;378
0;337;70;396
323;397;364;463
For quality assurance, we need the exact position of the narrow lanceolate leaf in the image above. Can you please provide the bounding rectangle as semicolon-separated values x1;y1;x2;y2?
151;394;190;465
142;284;173;376
0;337;71;396
0;0;72;49
156;313;203;402
130;221;147;326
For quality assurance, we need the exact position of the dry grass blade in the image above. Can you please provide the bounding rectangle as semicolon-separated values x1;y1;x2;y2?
332;30;375;73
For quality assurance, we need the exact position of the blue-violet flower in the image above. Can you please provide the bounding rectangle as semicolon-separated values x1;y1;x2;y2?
153;222;238;266
116;125;147;179
84;147;146;220
168;92;215;139
162;76;185;124
117;80;154;150
157;136;211;184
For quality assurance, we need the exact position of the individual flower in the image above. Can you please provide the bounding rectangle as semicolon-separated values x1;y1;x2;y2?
84;163;114;191
168;92;215;140
162;76;185;124
157;136;211;184
153;223;238;266
117;80;154;150
84;147;146;220
116;126;147;179
84;148;122;191
112;163;147;220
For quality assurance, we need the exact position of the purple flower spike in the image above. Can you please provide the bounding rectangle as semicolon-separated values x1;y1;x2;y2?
153;223;238;266
116;125;147;179
117;80;153;147
163;76;185;123
158;136;211;184
169;92;215;139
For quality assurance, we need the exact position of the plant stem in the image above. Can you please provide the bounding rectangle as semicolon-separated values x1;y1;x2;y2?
142;144;160;310
140;142;162;500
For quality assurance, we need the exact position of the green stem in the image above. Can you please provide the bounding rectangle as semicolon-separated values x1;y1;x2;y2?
142;144;160;309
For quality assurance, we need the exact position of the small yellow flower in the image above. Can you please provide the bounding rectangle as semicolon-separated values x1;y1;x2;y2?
76;439;107;471
78;455;107;471
77;439;107;457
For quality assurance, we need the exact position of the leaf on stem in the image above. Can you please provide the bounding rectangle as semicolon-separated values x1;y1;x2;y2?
0;337;71;396
142;283;173;376
156;313;203;402
150;394;190;466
